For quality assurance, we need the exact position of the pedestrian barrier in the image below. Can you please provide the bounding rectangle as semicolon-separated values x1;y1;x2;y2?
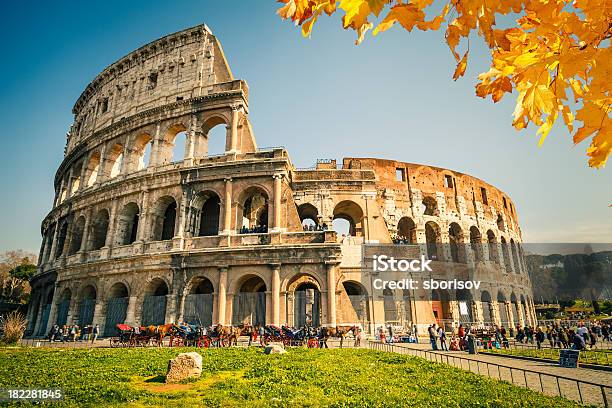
369;341;611;407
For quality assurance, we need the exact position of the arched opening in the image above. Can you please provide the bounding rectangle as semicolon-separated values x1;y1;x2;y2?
184;277;214;326
297;203;319;230
194;192;221;237
431;289;451;328
448;222;466;263
481;291;493;324
510;239;520;274
36;289;54;336
396;217;416;244
501;237;512;272
42;224;56;263
470;226;483;262
115;203;140;245
239;188;268;233
107;143;124;178
520;295;528;326
54;219;69;259
203;120;228;156
85;151;100;187
90;209;109;250
55;288;71;327
294;282;321;327
422;196;438;216
70;163;82;194
78;285;96;328
383;288;398;324
104;282;129;336
401;289;413;329
151;196;177;241
131;133;153;171
497;214;505;231
141;278;168;326
232;276;266;326
342;281;370;330
172;131;187;163
486;230;499;263
497;291;508;326
68;216;85;255
425;221;441;260
510;293;519;325
333;200;363;237
456;289;473;324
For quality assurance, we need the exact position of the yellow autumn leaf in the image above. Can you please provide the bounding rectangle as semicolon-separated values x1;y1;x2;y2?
453;50;469;80
373;3;424;35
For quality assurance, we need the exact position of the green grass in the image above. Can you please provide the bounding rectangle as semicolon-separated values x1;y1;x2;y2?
0;347;584;407
484;347;611;366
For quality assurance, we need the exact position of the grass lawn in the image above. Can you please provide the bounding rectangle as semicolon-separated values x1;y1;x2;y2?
483;347;611;367
0;347;584;407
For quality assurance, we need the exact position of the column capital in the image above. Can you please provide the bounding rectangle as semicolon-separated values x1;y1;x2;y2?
269;262;281;270
224;177;233;183
218;266;229;273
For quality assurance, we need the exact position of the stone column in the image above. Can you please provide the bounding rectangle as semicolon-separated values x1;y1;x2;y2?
176;293;186;324
271;174;283;232
66;168;75;199
149;122;162;166
325;262;337;326
165;294;177;324
91;300;104;327
124;296;138;326
46;293;60;334
222;178;233;235
105;200;119;249
217;267;228;325
79;158;89;191
271;263;281;326
80;212;92;253
229;106;240;153
136;190;149;242
491;301;500;326
505;301;514;328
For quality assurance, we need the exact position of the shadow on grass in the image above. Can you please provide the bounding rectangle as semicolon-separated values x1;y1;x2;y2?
144;375;165;383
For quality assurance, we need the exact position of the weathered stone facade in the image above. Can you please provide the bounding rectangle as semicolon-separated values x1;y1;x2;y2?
27;25;536;337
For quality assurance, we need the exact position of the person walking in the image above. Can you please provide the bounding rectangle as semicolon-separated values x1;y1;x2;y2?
91;324;99;343
536;327;545;349
428;325;438;350
438;326;447;351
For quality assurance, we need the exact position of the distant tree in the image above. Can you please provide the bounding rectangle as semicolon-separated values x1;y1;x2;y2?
0;250;37;304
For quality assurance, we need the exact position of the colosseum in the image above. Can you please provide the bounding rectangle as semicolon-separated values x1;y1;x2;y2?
27;24;536;338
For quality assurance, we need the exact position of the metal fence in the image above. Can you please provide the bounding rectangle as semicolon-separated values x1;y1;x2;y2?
183;294;213;327
486;341;612;366
141;295;166;326
368;341;611;407
104;298;128;336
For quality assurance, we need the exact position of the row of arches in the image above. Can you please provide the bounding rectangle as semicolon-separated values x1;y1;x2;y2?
43;185;273;263
56;119;232;206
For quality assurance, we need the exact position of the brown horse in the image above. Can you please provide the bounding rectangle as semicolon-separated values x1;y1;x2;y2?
144;324;174;347
320;325;357;348
211;324;233;347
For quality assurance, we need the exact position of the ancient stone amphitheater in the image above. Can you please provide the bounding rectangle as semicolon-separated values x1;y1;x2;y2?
27;25;536;337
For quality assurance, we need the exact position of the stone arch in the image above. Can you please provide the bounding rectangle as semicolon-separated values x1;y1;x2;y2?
141;278;169;326
68;215;86;255
448;222;466;263
237;186;269;232
510;292;520;325
425;221;442;260
470;226;483;262
201;114;230;156
341;280;370;329
456;289;474;323
397;217;416;243
70;162;83;195
520;294;528;326
129;132;153;172
297;203;319;229
501;236;512;272
104;282;130;336
183;276;215;326
232;274;267;326
497;213;505;232
77;284;97;327
332;200;364;237
422;196;438;216
481;291;493;323
151;195;178;241
191;190;221;237
431;289;451;326
159;122;189;165
55;288;72;326
85;150;101;187
115;202;140;245
54;218;69;259
106;143;124;178
89;209;109;250
288;274;322;327
486;229;499;264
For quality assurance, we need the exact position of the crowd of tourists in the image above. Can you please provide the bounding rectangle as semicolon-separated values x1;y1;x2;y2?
239;225;268;234
47;324;100;343
302;223;329;232
515;322;610;350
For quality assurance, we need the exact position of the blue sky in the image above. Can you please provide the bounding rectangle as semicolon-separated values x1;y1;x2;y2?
0;0;609;253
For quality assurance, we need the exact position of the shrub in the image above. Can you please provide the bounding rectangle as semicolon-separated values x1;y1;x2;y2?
0;311;27;345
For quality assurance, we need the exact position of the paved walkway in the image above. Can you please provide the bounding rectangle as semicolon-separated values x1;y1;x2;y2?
381;342;611;406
